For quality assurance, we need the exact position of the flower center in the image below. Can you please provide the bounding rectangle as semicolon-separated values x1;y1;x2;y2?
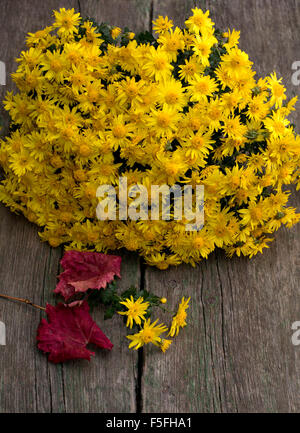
157;113;171;128
112;125;126;138
191;136;204;148
50;60;62;72
193;236;204;249
165;91;179;104
142;329;155;344
154;58;167;70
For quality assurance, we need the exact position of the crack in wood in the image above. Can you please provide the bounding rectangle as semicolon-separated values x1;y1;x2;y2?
149;0;154;34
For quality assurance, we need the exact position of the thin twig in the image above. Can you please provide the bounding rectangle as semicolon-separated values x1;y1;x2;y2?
0;294;46;311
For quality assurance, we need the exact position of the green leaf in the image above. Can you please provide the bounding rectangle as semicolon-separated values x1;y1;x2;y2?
134;31;156;45
47;44;57;53
120;286;137;300
100;282;117;305
104;306;116;320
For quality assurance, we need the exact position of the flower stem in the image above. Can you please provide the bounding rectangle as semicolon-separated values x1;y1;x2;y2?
0;294;46;311
158;305;174;315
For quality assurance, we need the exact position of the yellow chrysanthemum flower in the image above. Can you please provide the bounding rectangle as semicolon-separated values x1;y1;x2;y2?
153;16;174;34
111;27;122;39
169;297;190;337
53;8;81;36
118;296;149;329
127;319;168;349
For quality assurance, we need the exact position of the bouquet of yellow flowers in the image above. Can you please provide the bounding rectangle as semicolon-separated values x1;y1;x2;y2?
0;7;299;269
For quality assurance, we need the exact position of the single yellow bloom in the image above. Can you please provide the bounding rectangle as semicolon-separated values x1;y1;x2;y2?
169;297;190;337
160;297;167;304
53;8;81;36
118;296;149;328
111;27;122;39
153;16;173;34
127;319;168;349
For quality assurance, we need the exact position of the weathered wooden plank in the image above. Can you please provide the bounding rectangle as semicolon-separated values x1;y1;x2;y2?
153;0;195;28
79;0;152;33
0;207;142;413
0;0;79;413
0;205;63;413
143;216;300;413
61;252;141;413
0;0;299;414
0;0;142;413
142;0;300;413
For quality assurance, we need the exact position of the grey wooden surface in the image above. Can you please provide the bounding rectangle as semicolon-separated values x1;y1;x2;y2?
0;0;299;413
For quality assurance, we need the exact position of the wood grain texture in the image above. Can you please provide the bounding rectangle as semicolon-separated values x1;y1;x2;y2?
142;0;300;413
0;0;78;413
0;0;141;413
60;252;141;413
0;0;299;414
79;0;152;33
0;205;63;413
153;0;196;27
0;204;141;412
142;220;300;412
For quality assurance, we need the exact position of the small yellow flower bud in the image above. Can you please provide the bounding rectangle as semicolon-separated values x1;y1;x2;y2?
160;297;167;304
73;169;87;182
79;144;91;157
160;338;172;353
111;27;122;39
49;237;61;248
50;155;63;169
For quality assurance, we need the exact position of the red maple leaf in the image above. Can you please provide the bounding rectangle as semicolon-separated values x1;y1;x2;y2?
54;251;121;300
37;301;113;363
